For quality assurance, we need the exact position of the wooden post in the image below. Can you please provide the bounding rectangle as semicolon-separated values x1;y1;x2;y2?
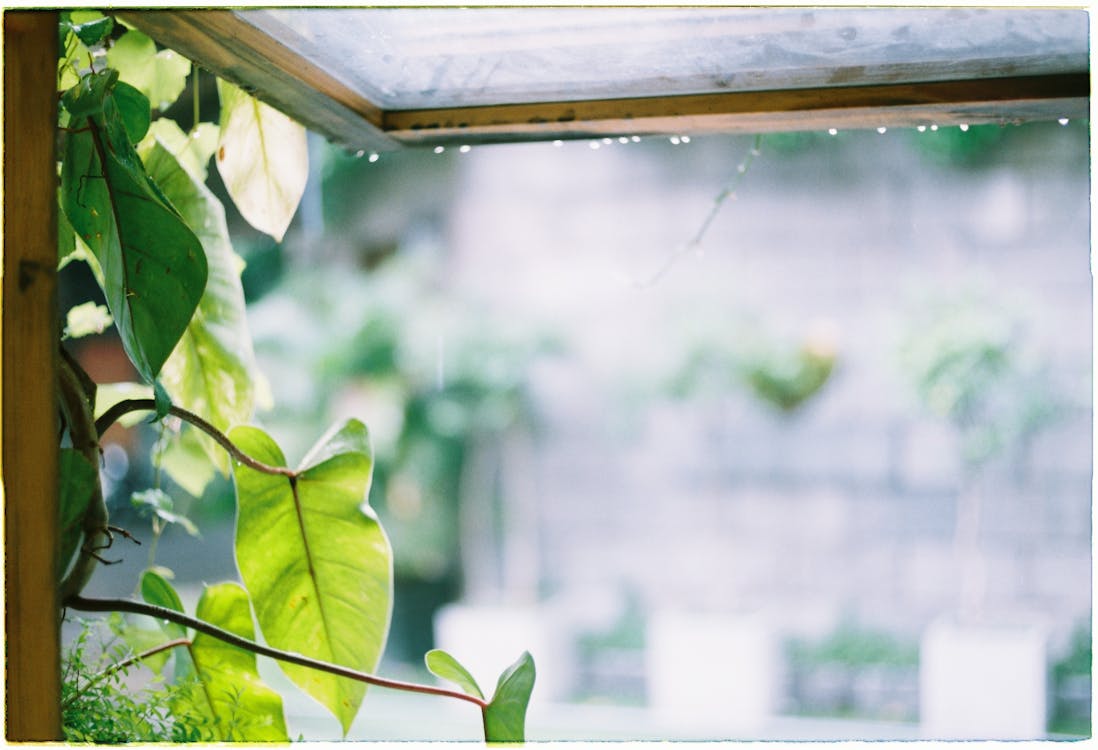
3;10;61;741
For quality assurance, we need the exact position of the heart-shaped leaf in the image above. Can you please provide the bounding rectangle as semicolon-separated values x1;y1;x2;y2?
231;420;392;735
107;28;192;111
484;651;536;743
425;649;484;700
216;78;308;242
172;582;289;741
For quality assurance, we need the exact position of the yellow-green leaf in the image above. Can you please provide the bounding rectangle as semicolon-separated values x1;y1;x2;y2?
216;79;308;242
425;649;484;700
107;28;191;111
173;582;289;741
231;421;392;735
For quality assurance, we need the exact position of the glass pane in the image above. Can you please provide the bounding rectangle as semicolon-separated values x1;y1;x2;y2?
248;7;1087;109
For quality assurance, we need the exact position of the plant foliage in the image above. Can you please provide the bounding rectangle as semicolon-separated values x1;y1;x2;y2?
55;12;533;742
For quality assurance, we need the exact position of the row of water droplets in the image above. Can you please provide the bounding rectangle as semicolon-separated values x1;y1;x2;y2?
350;118;1072;163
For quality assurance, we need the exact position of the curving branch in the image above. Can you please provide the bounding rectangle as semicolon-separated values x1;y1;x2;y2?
95;399;296;478
65;596;489;710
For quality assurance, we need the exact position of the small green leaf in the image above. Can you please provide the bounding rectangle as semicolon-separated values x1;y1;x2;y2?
64;301;113;339
60;68;118;119
132;488;199;537
231;421;392;735
59;448;98;579
139;567;187;640
425;649;484;700
483;652;536;743
172;583;290;741
112;81;151;143
107;29;191;111
216;78;308;241
67;15;113;47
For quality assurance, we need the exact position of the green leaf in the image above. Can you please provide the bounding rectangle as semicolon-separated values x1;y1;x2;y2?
138;119;219;181
139;567;187;640
60;73;208;383
132;488;199;537
64;301;113;339
483;652;536;744
231;421;392;735
216;79;308;241
60;68;118;119
66;15;113;47
172;583;290;741
59;448;98;579
107;28;191;111
142;139;259;473
425;649;485;700
112;81;151;143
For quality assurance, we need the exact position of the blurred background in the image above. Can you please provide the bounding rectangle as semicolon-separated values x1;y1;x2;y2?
63;111;1091;739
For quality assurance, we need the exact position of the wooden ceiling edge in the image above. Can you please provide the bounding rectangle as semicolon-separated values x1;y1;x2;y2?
383;73;1090;145
115;9;400;151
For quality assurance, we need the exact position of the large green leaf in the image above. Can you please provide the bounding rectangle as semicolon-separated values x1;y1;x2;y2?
484;652;536;743
142;138;258;476
216;79;308;242
173;582;289;741
425;649;484;700
106;28;191;111
231;421;392;735
60;72;207;383
59;448;98;579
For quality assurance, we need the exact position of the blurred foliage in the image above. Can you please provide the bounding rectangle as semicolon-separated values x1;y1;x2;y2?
907;124;1008;167
667;316;838;414
899;288;1063;468
787;620;919;668
1049;621;1092;737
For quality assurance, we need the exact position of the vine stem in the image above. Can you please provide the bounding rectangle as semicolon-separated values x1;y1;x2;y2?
65;596;489;709
62;637;192;710
95;399;295;478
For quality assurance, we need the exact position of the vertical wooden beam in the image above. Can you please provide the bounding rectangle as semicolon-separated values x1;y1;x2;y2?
3;10;61;741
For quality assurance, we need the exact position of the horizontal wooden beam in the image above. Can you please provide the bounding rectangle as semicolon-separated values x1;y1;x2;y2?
116;9;399;152
383;73;1090;145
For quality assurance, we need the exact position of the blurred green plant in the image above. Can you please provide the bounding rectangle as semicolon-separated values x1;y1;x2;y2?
787;620;919;668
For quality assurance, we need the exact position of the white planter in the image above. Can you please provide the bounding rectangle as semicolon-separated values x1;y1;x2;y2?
646;611;781;732
433;603;573;702
920;617;1049;739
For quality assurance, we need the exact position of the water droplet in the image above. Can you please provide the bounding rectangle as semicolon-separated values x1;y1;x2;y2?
958;123;969;132
601;137;613;145
930;124;939;131
828;128;838;136
737;163;747;174
670;136;681;145
354;149;365;158
459;144;471;153
552;140;564;147
1059;117;1070;126
916;125;927;132
877;126;887;134
369;152;380;163
618;136;630;144
631;136;641;143
681;135;691;143
434;146;445;154
589;141;601;150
